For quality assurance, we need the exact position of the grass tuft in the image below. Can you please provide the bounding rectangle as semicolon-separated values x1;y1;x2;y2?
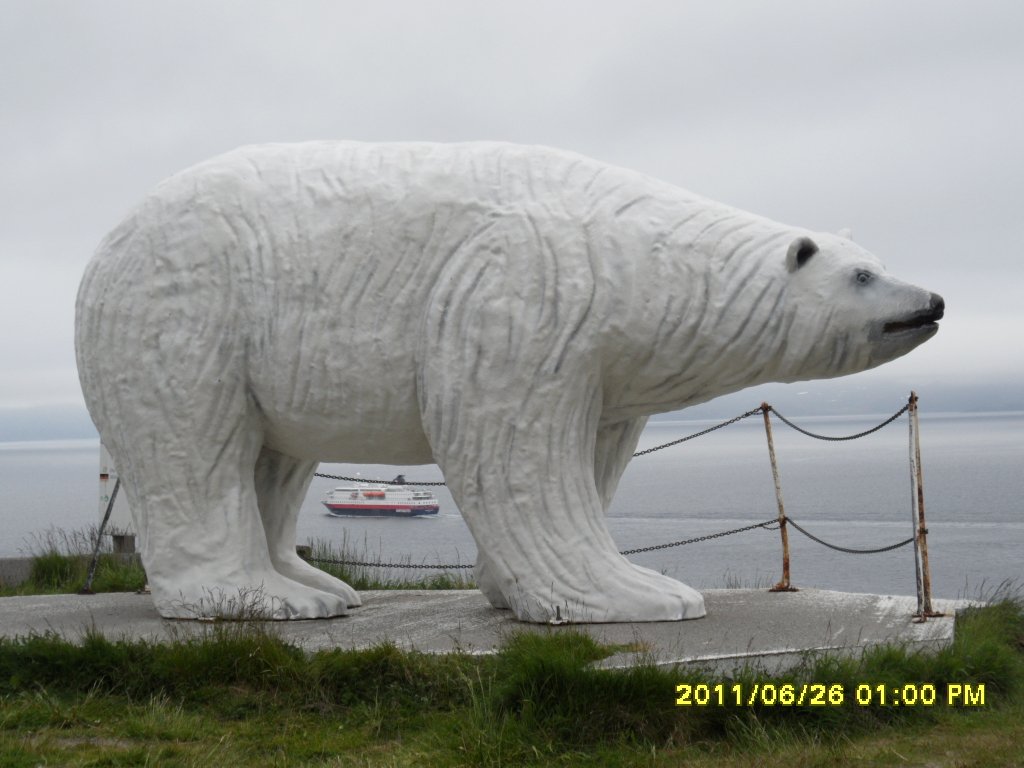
486;630;681;744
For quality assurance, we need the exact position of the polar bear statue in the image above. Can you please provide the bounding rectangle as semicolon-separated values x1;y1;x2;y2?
75;142;944;622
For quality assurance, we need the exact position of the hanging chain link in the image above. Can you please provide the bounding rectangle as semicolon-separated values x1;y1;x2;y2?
619;518;779;555
631;407;765;457
314;470;447;486
785;516;915;554
767;404;909;441
306;556;474;569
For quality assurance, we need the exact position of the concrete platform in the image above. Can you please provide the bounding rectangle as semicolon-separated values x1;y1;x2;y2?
0;589;974;672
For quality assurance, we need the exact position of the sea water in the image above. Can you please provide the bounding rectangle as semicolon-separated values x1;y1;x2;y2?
2;412;1021;600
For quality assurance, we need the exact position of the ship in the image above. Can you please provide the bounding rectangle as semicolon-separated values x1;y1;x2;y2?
322;475;440;518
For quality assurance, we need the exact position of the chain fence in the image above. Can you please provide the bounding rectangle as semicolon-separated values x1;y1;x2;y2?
630;406;765;457
307;555;474;570
785;516;915;555
314;470;448;486
766;404;909;441
618;518;779;556
307;400;920;573
305;517;782;570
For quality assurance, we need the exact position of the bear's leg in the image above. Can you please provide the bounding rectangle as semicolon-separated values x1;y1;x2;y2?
593;417;648;510
254;447;361;608
474;551;510;609
592;417;706;588
474;416;649;610
429;378;704;623
135;430;348;619
105;396;348;620
78;250;348;620
475;417;651;610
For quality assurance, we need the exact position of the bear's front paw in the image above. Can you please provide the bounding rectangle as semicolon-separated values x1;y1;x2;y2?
497;562;705;623
153;575;350;620
272;554;363;608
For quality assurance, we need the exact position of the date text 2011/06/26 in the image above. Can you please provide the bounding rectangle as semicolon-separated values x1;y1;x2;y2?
674;683;986;708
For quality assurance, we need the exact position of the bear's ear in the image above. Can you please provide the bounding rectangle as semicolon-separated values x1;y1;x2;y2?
838;227;853;240
786;236;819;273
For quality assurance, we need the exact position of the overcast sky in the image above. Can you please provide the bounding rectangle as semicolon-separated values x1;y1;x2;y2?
2;1;1022;422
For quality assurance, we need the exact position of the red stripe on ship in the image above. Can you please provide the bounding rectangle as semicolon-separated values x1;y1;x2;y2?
325;504;438;512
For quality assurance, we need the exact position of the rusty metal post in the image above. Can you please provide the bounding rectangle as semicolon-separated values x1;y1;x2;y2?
762;404;797;592
908;392;943;620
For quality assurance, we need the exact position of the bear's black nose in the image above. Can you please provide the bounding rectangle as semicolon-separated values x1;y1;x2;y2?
929;293;945;320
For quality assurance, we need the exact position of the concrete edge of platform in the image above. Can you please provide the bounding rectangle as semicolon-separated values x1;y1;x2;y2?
597;636;958;674
0;588;981;674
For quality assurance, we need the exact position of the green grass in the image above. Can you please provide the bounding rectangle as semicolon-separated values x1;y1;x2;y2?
1;594;1021;766
0;525;146;596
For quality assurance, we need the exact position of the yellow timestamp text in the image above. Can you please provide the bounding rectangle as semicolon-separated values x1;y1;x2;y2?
674;682;986;708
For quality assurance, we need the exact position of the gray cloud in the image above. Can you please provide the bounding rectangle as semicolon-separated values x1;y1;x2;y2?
1;0;1021;412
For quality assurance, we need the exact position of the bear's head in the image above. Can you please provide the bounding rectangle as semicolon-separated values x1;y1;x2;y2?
774;232;944;381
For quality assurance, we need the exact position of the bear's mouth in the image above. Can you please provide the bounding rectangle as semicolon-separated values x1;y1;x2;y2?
882;305;944;336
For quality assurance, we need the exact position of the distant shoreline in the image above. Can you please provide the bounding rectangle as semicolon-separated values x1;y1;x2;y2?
3;409;1024;448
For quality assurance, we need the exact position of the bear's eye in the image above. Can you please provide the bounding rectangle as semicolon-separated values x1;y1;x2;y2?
855;271;873;285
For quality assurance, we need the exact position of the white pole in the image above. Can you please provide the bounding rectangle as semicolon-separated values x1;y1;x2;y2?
99;443;134;540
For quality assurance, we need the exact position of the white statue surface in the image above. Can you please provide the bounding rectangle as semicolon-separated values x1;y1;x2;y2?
75;142;944;622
